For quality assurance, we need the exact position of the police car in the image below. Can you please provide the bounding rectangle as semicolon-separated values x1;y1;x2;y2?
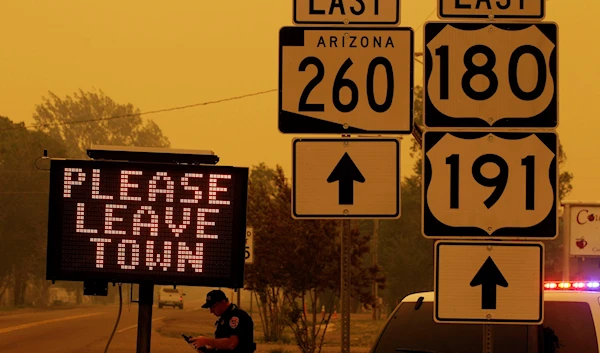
369;281;600;353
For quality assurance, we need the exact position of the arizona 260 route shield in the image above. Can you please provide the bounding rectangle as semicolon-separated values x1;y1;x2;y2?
279;26;414;134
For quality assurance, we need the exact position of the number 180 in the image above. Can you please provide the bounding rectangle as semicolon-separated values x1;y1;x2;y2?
434;44;547;101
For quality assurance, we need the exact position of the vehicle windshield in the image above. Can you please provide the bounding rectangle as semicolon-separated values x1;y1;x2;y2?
371;300;598;353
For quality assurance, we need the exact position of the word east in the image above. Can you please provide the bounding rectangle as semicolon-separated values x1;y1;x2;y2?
309;0;381;16
455;0;523;10
91;238;204;272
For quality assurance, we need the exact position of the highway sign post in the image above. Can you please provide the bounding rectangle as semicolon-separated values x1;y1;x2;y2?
437;0;545;20
292;138;400;219
434;240;544;324
281;5;407;353
423;22;558;129
294;0;400;25
279;26;414;134
422;131;558;239
421;1;557;345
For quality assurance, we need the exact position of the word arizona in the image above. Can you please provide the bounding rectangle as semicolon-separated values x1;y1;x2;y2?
317;35;394;48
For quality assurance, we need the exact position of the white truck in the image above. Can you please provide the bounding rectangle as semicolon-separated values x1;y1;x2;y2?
158;286;184;309
369;281;600;353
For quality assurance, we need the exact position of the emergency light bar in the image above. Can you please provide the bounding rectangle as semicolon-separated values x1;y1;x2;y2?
544;281;600;290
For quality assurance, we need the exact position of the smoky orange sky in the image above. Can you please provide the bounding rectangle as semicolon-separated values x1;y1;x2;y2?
0;0;597;202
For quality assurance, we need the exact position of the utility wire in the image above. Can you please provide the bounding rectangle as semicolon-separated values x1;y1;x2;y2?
415;8;436;33
2;8;434;133
0;88;277;132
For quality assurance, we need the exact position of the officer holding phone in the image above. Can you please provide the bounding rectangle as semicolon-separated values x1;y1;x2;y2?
188;290;256;353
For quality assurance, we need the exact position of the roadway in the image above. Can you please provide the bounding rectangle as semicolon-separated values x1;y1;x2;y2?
0;298;205;353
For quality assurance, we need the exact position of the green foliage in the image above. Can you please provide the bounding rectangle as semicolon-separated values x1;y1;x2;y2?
244;163;384;353
544;137;574;279
375;84;576;308
373;86;431;309
0;116;67;305
377;175;434;308
32;88;170;158
30;88;170;303
0;89;170;307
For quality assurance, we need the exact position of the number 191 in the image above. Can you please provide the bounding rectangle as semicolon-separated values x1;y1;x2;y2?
445;154;535;210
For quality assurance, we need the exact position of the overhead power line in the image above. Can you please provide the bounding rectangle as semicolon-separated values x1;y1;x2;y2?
2;8;435;133
415;8;436;32
1;88;278;132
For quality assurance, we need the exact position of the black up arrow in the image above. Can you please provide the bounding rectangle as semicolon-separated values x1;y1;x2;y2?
469;256;508;310
327;152;365;205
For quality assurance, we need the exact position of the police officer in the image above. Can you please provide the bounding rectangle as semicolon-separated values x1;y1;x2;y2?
190;290;256;353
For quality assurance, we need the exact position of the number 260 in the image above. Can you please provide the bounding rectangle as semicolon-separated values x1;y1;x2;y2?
445;154;536;210
298;56;395;113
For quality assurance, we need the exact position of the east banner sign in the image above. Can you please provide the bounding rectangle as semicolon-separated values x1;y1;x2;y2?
46;159;248;288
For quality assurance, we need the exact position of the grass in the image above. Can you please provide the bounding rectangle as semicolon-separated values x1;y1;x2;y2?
321;313;386;348
155;310;387;353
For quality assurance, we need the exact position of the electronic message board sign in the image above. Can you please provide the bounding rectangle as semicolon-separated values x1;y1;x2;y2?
46;159;249;288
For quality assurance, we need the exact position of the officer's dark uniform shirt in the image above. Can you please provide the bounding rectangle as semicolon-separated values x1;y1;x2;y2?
214;303;255;353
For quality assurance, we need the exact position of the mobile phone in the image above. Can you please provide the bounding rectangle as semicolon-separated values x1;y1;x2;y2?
182;335;209;352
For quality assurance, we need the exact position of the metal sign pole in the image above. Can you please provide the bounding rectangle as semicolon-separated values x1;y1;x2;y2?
483;324;493;353
341;219;351;353
136;283;154;353
562;203;571;281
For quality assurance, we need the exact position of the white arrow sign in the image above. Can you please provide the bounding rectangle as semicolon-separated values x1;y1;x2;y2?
422;131;558;239
434;240;544;324
292;137;400;219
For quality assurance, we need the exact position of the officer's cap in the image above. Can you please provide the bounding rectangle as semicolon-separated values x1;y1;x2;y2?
202;289;228;308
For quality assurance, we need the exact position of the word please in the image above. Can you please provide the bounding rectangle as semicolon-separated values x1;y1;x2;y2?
90;238;204;272
64;168;232;205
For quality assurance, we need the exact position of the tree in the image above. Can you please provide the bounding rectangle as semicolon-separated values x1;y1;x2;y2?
30;89;171;304
0;116;67;306
558;144;574;200
545;140;574;279
32;88;170;158
284;220;384;353
373;86;433;309
244;164;291;342
377;85;575;304
244;163;384;353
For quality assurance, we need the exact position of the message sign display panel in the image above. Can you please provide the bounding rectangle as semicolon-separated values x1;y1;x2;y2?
46;159;248;288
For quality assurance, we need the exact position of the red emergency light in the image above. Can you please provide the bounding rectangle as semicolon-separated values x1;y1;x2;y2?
544;281;600;290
